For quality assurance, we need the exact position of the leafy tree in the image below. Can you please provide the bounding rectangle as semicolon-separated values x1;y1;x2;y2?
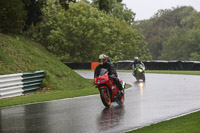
159;27;189;60
137;6;200;60
157;7;200;61
190;52;200;61
22;0;76;31
92;0;135;25
187;26;200;61
29;0;151;62
111;2;135;24
92;0;112;13
59;0;76;10
0;0;26;33
23;0;45;30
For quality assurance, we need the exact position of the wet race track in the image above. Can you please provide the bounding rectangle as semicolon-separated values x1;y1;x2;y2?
1;71;200;133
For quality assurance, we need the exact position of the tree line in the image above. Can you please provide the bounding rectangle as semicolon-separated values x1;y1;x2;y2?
137;6;200;61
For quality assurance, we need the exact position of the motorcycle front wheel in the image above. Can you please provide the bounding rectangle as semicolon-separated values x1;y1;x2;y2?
100;88;111;107
116;90;125;105
142;73;145;82
136;73;139;81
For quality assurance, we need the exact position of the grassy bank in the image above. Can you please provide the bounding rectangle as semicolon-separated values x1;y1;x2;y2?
0;33;95;108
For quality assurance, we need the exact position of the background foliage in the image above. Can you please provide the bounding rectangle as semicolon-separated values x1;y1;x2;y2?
23;0;45;30
137;6;200;61
1;0;200;62
28;0;151;62
91;0;135;25
0;0;26;33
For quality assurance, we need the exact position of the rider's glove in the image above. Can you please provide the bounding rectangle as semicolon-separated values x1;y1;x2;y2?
109;74;116;78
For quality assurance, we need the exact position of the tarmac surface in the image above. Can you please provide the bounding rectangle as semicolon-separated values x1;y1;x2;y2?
1;71;200;133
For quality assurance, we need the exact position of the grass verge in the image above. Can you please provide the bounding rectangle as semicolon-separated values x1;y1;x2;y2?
78;69;200;75
127;110;200;133
117;70;200;75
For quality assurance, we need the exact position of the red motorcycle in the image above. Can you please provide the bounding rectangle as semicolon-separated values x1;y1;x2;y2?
94;68;125;107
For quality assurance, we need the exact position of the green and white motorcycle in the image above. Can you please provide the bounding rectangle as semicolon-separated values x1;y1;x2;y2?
133;64;145;82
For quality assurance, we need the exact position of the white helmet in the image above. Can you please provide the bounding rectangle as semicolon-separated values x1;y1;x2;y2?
99;54;108;65
134;56;139;61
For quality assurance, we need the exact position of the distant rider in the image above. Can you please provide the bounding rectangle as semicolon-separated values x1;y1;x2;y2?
132;57;144;76
94;54;124;95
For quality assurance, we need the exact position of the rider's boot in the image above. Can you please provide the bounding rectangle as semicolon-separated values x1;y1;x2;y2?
120;89;124;96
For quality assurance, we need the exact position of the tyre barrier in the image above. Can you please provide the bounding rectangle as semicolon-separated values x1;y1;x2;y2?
0;70;44;99
64;60;200;70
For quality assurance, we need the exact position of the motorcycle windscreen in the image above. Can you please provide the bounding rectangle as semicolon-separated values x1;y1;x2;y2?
99;68;108;76
139;64;143;68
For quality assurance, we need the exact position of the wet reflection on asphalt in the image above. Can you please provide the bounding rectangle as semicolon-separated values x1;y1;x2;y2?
97;105;125;132
1;71;200;133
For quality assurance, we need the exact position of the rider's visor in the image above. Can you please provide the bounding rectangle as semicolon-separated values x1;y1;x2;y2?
99;59;104;65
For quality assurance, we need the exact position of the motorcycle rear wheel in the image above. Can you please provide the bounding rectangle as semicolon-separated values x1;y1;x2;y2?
100;88;111;107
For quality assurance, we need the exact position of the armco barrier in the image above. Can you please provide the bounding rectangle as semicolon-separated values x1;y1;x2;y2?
117;60;133;70
22;70;44;94
0;70;44;99
0;73;24;99
143;61;200;70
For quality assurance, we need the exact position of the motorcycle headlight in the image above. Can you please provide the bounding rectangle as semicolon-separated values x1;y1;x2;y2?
139;69;143;72
97;80;100;84
102;78;105;83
